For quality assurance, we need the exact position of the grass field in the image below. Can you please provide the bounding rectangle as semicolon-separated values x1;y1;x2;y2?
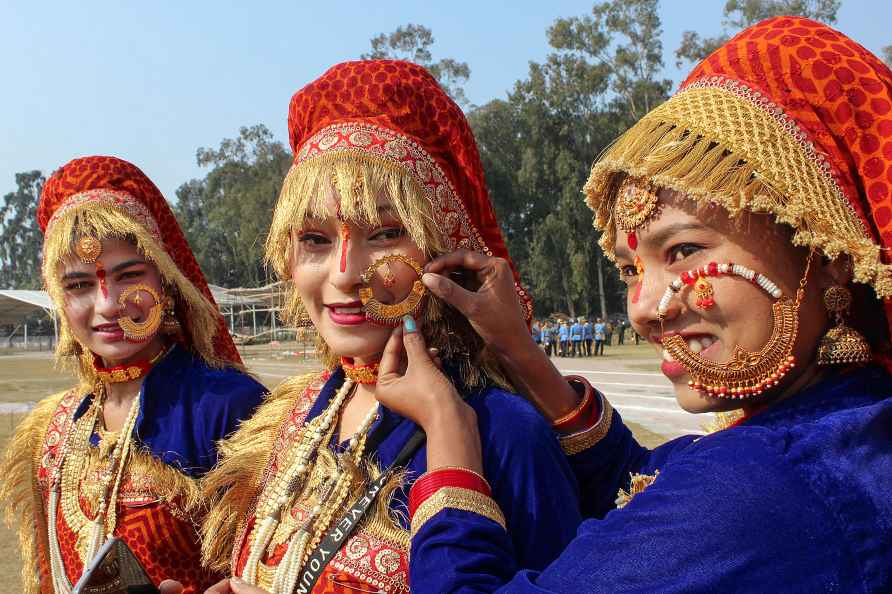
0;344;665;591
1;418;25;594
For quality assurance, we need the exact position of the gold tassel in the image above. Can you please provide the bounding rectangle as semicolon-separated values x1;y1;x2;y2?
41;202;233;386
582;86;892;299
615;471;660;509
0;390;73;594
201;372;321;572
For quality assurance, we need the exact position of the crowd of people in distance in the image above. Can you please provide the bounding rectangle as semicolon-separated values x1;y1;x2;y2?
532;317;638;357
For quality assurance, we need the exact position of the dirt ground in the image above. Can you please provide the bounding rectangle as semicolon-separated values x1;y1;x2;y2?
0;344;666;591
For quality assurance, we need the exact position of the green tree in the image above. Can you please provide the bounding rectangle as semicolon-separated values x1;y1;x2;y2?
676;0;841;67
471;0;668;318
0;170;45;289
362;24;471;107
174;125;292;287
882;45;892;68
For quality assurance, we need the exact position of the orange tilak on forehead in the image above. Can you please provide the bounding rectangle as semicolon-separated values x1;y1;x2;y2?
336;202;351;274
74;235;109;297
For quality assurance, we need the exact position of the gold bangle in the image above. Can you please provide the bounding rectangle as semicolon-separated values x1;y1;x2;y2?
552;376;593;427
410;487;506;538
558;396;614;455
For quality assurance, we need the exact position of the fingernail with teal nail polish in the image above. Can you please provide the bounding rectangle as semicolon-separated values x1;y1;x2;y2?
403;315;417;333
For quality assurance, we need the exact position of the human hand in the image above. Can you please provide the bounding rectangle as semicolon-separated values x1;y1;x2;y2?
158;580;183;594
204;576;270;594
423;250;531;357
375;315;466;430
376;315;483;473
424;250;581;420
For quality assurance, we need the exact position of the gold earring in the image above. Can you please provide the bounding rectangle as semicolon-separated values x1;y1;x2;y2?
161;296;182;335
117;284;164;341
359;254;427;325
817;285;871;366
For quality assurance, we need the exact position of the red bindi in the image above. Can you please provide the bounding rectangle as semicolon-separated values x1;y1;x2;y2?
95;262;108;299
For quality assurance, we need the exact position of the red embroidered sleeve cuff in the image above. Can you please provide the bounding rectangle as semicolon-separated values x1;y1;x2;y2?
408;467;491;518
410;487;506;538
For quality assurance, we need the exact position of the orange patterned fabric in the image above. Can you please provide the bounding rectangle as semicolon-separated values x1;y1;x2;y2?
48;498;217;594
34;391;219;594
37;155;241;364
288;60;532;320
231;372;410;592
682;16;892;337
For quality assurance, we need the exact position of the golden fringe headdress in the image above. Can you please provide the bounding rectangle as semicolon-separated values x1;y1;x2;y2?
37;156;243;387
269;60;539;386
584;17;892;307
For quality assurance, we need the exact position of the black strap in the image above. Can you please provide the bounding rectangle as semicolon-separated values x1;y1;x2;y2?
294;429;426;593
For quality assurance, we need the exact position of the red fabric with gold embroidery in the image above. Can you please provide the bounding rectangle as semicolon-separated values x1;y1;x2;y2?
48;498;217;594
288;60;532;320
682;16;892;338
37;156;241;364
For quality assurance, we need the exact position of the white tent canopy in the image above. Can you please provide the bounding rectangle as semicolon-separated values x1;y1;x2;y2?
0;290;56;325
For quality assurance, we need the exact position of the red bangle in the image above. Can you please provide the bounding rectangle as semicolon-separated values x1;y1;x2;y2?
409;467;492;519
552;376;600;432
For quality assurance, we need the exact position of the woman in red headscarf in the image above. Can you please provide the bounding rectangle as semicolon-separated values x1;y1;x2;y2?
197;61;581;594
0;156;266;594
373;17;892;592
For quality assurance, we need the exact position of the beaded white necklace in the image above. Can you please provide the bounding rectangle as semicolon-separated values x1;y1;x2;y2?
47;386;141;593
242;378;381;594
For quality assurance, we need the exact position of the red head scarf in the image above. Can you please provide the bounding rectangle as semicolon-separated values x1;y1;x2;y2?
39;155;242;364
585;16;892;343
287;60;532;320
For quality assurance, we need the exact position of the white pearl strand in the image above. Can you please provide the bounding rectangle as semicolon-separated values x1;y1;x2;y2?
658;262;783;318
242;377;381;592
48;388;141;593
273;403;380;594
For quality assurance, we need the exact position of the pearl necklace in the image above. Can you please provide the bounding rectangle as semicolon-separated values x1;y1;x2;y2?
48;385;141;593
242;378;381;594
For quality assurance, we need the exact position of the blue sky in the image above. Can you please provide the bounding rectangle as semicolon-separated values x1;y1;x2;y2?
2;0;891;203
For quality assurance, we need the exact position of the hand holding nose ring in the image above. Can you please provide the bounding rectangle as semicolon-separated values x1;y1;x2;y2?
117;284;164;341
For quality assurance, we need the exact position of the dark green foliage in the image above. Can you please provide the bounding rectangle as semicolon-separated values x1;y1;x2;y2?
174;125;292;287
0;171;44;289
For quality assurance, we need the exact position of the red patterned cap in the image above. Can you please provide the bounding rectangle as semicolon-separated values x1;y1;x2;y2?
39;156;242;364
288;60;532;320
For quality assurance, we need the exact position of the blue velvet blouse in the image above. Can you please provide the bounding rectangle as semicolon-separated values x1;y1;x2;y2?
410;365;892;593
74;344;267;477
306;367;583;579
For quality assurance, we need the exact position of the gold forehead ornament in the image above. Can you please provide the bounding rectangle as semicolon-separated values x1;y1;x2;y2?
615;177;660;234
75;236;102;263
